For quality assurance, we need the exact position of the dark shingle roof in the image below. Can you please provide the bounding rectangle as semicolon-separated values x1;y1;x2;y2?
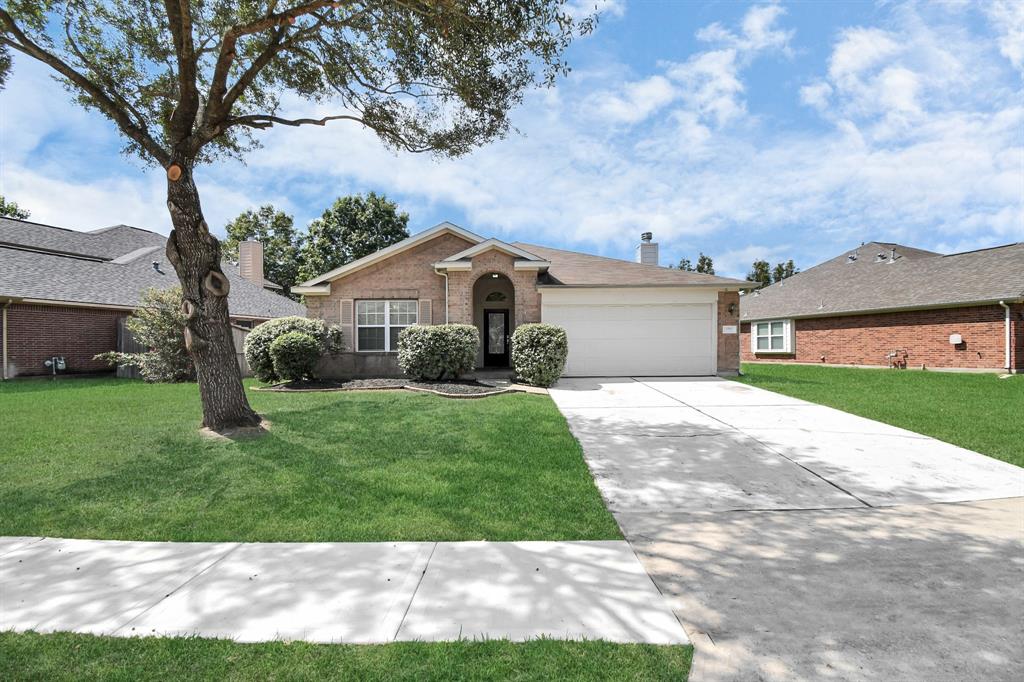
0;217;304;319
741;241;1024;321
513;242;749;288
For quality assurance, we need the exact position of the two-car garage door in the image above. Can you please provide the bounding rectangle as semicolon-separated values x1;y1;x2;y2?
541;288;717;376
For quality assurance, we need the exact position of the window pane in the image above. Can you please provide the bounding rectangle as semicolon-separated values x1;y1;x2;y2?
389;300;417;325
389;326;409;350
756;337;769;350
756;323;768;336
358;327;385;351
770;335;784;350
357;301;385;325
771;321;784;335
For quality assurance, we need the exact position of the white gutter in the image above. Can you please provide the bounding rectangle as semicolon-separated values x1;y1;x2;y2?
434;267;449;323
998;300;1011;371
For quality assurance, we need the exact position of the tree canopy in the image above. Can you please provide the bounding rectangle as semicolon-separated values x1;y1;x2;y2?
299;192;409;281
0;195;30;219
748;259;771;287
695;252;714;275
676;257;694;271
223;205;303;296
0;1;593;167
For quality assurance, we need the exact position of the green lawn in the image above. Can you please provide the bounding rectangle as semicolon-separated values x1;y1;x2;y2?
734;364;1024;467
0;378;620;542
0;632;691;681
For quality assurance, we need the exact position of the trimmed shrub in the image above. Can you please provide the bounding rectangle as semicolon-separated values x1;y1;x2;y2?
398;324;478;380
511;323;568;387
244;316;341;383
269;331;321;382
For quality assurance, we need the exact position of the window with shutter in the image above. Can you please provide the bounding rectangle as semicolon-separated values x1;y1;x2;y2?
340;299;354;351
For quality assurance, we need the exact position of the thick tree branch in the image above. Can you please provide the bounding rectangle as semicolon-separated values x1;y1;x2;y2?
228;111;433;153
0;10;168;164
207;1;343;120
163;0;200;145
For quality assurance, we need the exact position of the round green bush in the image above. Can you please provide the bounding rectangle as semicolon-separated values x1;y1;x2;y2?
511;323;568;387
269;331;321;382
398;324;478;380
244;316;339;383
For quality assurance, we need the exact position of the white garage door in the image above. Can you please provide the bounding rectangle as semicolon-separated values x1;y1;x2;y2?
542;290;717;376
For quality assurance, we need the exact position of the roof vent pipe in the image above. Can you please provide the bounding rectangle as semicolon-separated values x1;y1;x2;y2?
636;233;658;266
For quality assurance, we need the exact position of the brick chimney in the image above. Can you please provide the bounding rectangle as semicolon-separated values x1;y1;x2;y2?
238;241;264;286
635;232;659;266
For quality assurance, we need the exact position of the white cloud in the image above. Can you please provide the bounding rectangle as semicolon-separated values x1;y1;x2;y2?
666;3;793;127
799;81;833;111
985;0;1024;71
593;75;676;123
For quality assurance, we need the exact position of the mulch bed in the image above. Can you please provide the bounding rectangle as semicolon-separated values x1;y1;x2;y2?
252;377;512;398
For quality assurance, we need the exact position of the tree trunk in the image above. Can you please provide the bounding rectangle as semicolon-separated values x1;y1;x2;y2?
164;161;261;431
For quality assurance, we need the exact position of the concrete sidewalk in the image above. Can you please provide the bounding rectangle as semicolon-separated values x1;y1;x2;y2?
0;537;688;646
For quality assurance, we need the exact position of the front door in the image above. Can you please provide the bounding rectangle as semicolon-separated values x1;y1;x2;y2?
484;309;510;367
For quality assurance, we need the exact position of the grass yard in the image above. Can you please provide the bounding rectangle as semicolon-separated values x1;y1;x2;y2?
734;364;1024;467
0;378;620;542
0;632;692;682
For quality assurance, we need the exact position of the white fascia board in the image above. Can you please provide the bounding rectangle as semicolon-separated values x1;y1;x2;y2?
292;284;332;296
513;260;552;271
440;238;546;263
432;260;473;271
299;221;485;286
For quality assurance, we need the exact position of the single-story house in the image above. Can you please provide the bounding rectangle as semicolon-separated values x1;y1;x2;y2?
0;216;305;378
740;241;1024;372
294;222;749;377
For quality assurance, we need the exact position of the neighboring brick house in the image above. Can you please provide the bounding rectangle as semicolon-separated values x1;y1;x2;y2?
0;217;305;378
740;241;1024;372
295;222;749;377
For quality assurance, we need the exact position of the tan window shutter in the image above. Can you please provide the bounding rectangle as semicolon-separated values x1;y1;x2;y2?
340;299;354;351
418;299;432;325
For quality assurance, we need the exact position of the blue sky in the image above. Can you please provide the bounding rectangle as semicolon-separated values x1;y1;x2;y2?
1;0;1021;278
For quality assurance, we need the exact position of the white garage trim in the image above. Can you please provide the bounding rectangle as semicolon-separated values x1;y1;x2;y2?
541;287;719;377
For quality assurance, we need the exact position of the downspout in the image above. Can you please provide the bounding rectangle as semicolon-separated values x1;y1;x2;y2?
434;268;449;323
2;299;11;381
998;300;1011;371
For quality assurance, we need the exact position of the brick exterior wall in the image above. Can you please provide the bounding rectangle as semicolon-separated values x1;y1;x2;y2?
717;291;740;375
3;303;126;377
305;232;476;328
739;303;1024;371
445;250;541;328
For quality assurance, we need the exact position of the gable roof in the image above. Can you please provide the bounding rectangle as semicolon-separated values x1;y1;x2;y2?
514;243;750;288
297;222;485;288
0;217;305;319
438;238;547;264
741;241;1024;321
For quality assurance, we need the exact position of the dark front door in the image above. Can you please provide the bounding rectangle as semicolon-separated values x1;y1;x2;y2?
484;309;510;367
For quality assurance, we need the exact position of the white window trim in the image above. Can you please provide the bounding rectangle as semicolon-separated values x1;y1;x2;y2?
356;300;417;352
752;319;794;354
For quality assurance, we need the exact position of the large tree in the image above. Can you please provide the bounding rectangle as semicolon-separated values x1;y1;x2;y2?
299;192;408;281
223;205;302;297
1;1;591;430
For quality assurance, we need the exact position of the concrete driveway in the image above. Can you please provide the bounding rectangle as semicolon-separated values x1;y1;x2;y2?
550;377;1024;681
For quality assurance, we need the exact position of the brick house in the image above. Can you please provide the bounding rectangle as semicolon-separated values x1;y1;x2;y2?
0;217;304;378
740;241;1024;372
295;222;749;377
